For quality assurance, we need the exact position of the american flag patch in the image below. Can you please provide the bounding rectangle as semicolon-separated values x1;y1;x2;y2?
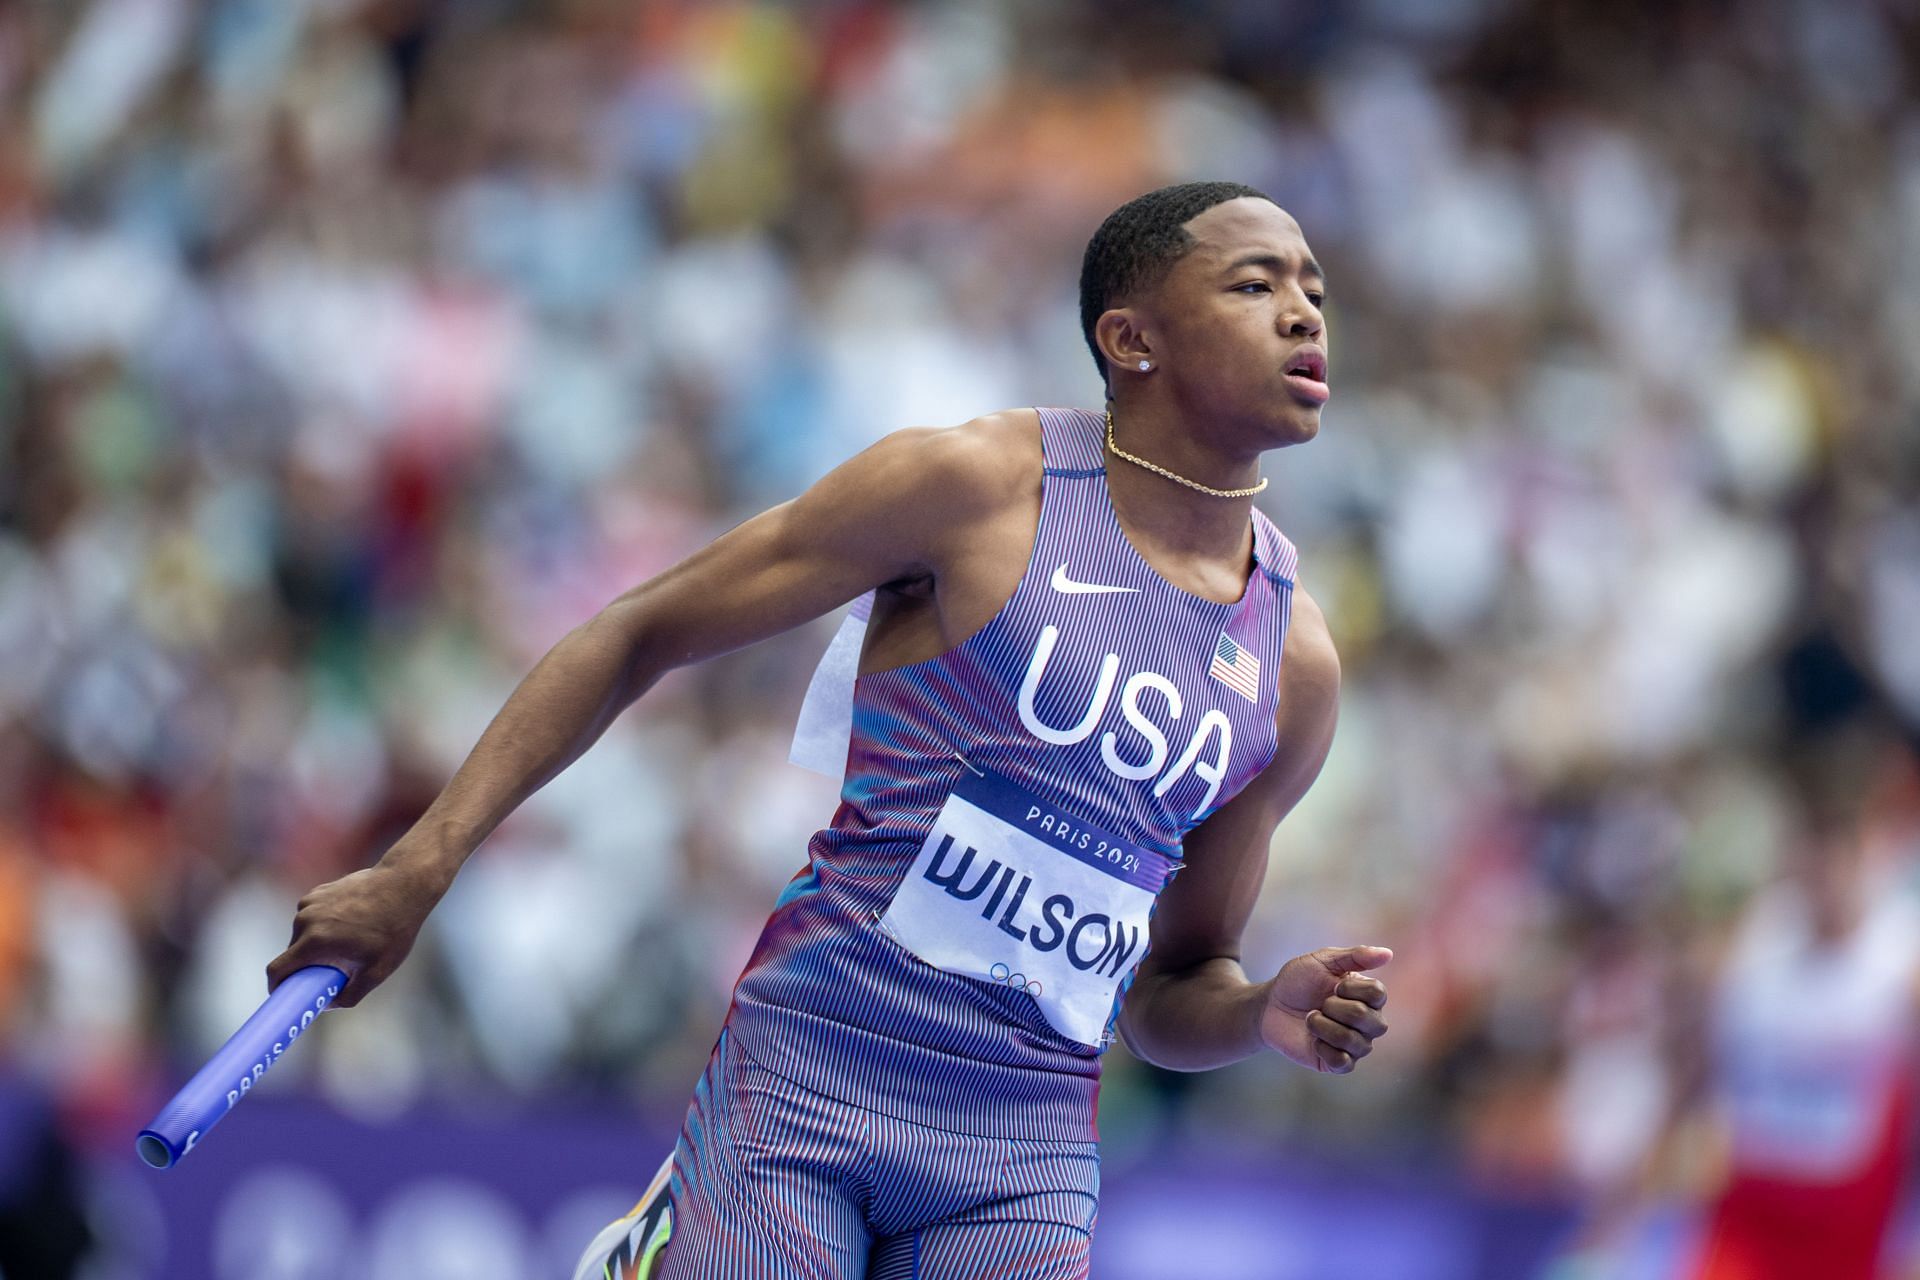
1209;632;1260;703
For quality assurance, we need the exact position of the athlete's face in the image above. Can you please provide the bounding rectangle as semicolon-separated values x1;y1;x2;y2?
1149;199;1329;448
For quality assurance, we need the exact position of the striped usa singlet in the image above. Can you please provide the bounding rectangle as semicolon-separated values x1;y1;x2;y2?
725;406;1300;1143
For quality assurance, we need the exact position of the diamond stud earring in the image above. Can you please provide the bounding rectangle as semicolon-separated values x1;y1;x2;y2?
1138;360;1151;371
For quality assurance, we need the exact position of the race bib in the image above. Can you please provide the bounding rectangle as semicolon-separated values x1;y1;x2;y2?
877;771;1180;1047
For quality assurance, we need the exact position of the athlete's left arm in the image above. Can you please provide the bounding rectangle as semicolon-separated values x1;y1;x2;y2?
1117;587;1391;1073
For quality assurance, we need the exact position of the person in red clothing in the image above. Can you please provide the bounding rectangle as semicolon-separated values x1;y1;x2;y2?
1689;740;1920;1280
1556;730;1920;1280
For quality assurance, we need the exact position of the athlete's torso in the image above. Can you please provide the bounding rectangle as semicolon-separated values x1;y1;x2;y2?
727;406;1300;1141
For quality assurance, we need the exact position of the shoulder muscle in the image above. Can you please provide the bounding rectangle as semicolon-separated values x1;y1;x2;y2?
611;410;1039;671
1267;586;1340;799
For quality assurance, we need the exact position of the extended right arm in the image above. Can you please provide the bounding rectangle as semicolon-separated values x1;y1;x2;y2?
266;421;1018;1006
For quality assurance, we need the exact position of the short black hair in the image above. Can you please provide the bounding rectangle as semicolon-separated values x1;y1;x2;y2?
1078;181;1276;389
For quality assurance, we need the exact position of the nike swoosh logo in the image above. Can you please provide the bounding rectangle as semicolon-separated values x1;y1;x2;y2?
1051;563;1140;595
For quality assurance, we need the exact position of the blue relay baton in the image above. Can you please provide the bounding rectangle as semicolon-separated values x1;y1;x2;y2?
136;964;346;1169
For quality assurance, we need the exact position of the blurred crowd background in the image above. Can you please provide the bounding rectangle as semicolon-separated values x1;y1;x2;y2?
4;0;1920;1276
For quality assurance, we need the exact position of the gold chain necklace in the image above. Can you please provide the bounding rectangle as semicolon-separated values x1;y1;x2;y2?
1104;407;1267;499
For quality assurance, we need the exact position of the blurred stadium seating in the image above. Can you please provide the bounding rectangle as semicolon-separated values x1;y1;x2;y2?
1;1;1917;1276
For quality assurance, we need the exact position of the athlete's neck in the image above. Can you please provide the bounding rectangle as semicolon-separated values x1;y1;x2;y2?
1103;398;1260;553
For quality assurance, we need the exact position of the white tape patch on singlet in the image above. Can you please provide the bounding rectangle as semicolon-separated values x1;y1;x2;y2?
788;596;870;781
877;771;1179;1047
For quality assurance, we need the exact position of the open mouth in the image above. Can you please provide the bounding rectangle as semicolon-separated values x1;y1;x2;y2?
1283;347;1330;404
1284;350;1327;383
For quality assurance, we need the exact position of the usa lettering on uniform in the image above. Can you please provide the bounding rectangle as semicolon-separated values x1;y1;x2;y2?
1015;624;1232;817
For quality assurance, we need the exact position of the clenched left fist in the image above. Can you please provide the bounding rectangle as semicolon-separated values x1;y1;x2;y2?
1260;945;1391;1074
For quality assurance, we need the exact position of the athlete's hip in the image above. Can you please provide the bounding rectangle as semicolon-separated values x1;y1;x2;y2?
683;1025;1101;1236
726;905;1102;1143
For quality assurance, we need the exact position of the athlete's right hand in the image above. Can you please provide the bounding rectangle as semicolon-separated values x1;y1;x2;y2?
266;858;448;1009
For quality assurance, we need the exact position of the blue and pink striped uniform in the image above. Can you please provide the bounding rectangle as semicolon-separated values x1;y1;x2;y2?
659;406;1299;1278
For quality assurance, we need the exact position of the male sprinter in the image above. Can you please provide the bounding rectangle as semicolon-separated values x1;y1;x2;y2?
270;181;1391;1279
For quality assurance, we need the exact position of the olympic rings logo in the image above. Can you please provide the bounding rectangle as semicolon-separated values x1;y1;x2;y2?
989;962;1042;997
